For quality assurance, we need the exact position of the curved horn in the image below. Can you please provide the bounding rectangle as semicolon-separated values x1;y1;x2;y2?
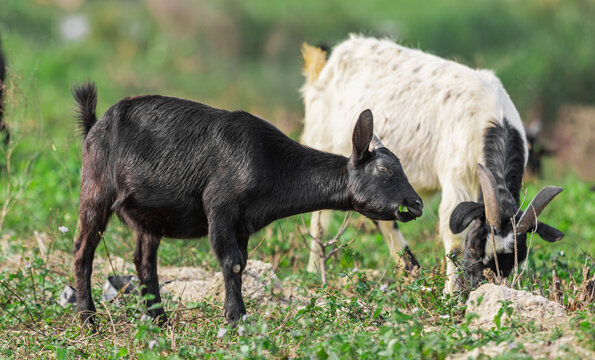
516;186;563;233
371;135;385;150
477;163;501;231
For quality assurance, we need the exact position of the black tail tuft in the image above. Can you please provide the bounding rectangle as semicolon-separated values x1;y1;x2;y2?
72;82;98;137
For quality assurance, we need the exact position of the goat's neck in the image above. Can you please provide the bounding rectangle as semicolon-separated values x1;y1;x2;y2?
287;151;351;212
259;149;351;224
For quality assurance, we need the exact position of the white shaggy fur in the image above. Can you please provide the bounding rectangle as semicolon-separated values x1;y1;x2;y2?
301;35;527;291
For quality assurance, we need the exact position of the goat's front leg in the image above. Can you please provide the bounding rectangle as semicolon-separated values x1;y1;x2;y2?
208;219;248;323
439;180;471;293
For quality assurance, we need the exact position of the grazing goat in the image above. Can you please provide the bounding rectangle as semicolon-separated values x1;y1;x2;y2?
300;35;563;291
0;42;7;144
72;82;422;325
525;121;554;179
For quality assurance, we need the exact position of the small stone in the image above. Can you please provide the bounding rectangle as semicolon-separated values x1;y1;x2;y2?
102;275;138;303
237;325;246;336
148;339;158;350
217;327;228;338
59;285;77;307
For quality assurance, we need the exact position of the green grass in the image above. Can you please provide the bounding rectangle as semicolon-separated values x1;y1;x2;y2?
0;0;594;358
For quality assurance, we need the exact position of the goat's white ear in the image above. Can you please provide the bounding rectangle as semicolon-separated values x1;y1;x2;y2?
371;135;385;150
351;109;374;161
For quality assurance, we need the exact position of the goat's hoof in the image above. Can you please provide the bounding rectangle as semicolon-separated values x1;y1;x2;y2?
403;247;420;273
79;310;96;326
143;310;169;327
224;306;246;326
154;314;170;328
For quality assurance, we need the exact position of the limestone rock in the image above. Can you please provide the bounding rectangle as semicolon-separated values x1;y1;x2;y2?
466;283;567;330
161;259;282;304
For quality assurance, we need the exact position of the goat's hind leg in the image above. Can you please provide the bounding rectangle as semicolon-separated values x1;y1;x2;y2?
133;232;166;325
208;220;247;323
74;192;113;326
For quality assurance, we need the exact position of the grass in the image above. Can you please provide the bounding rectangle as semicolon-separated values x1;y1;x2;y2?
0;172;592;358
0;0;594;358
0;244;592;359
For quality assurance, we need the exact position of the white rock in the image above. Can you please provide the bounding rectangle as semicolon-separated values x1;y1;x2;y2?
161;259;283;303
466;283;567;330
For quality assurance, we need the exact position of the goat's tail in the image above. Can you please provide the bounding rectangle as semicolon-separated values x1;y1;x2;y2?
301;42;327;85
72;82;98;138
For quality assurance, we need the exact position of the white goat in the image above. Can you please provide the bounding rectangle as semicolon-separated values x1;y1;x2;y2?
300;35;531;292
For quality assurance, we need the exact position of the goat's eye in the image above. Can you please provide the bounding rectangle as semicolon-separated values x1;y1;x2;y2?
378;165;387;171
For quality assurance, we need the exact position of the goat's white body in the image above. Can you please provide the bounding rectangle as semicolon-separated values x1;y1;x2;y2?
301;35;527;291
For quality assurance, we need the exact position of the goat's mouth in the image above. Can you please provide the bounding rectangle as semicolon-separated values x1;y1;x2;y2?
395;204;422;222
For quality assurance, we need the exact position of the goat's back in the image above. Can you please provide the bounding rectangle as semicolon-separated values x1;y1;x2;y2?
301;35;526;194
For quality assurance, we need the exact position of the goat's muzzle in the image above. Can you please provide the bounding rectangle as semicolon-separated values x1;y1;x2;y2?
395;198;423;222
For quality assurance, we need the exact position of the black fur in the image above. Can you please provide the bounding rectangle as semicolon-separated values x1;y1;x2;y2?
72;82;97;137
483;120;526;205
525;125;554;178
450;119;562;289
532;221;565;242
72;83;423;325
449;202;484;234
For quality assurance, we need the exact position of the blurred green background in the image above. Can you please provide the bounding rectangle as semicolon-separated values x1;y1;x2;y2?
0;0;593;269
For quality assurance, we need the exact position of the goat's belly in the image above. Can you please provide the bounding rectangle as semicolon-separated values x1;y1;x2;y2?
116;205;209;239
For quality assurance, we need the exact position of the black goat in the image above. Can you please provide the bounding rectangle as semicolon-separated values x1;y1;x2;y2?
0;42;8;144
72;82;423;325
450;120;564;288
525;121;555;179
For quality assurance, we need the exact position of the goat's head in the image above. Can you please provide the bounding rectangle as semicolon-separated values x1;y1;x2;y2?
347;109;423;222
450;163;564;288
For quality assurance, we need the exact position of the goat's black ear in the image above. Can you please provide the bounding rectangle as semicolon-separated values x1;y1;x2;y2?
449;201;484;234
351;109;374;161
529;221;565;242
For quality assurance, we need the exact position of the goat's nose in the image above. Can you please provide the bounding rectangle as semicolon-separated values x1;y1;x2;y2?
406;197;423;217
414;198;423;209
